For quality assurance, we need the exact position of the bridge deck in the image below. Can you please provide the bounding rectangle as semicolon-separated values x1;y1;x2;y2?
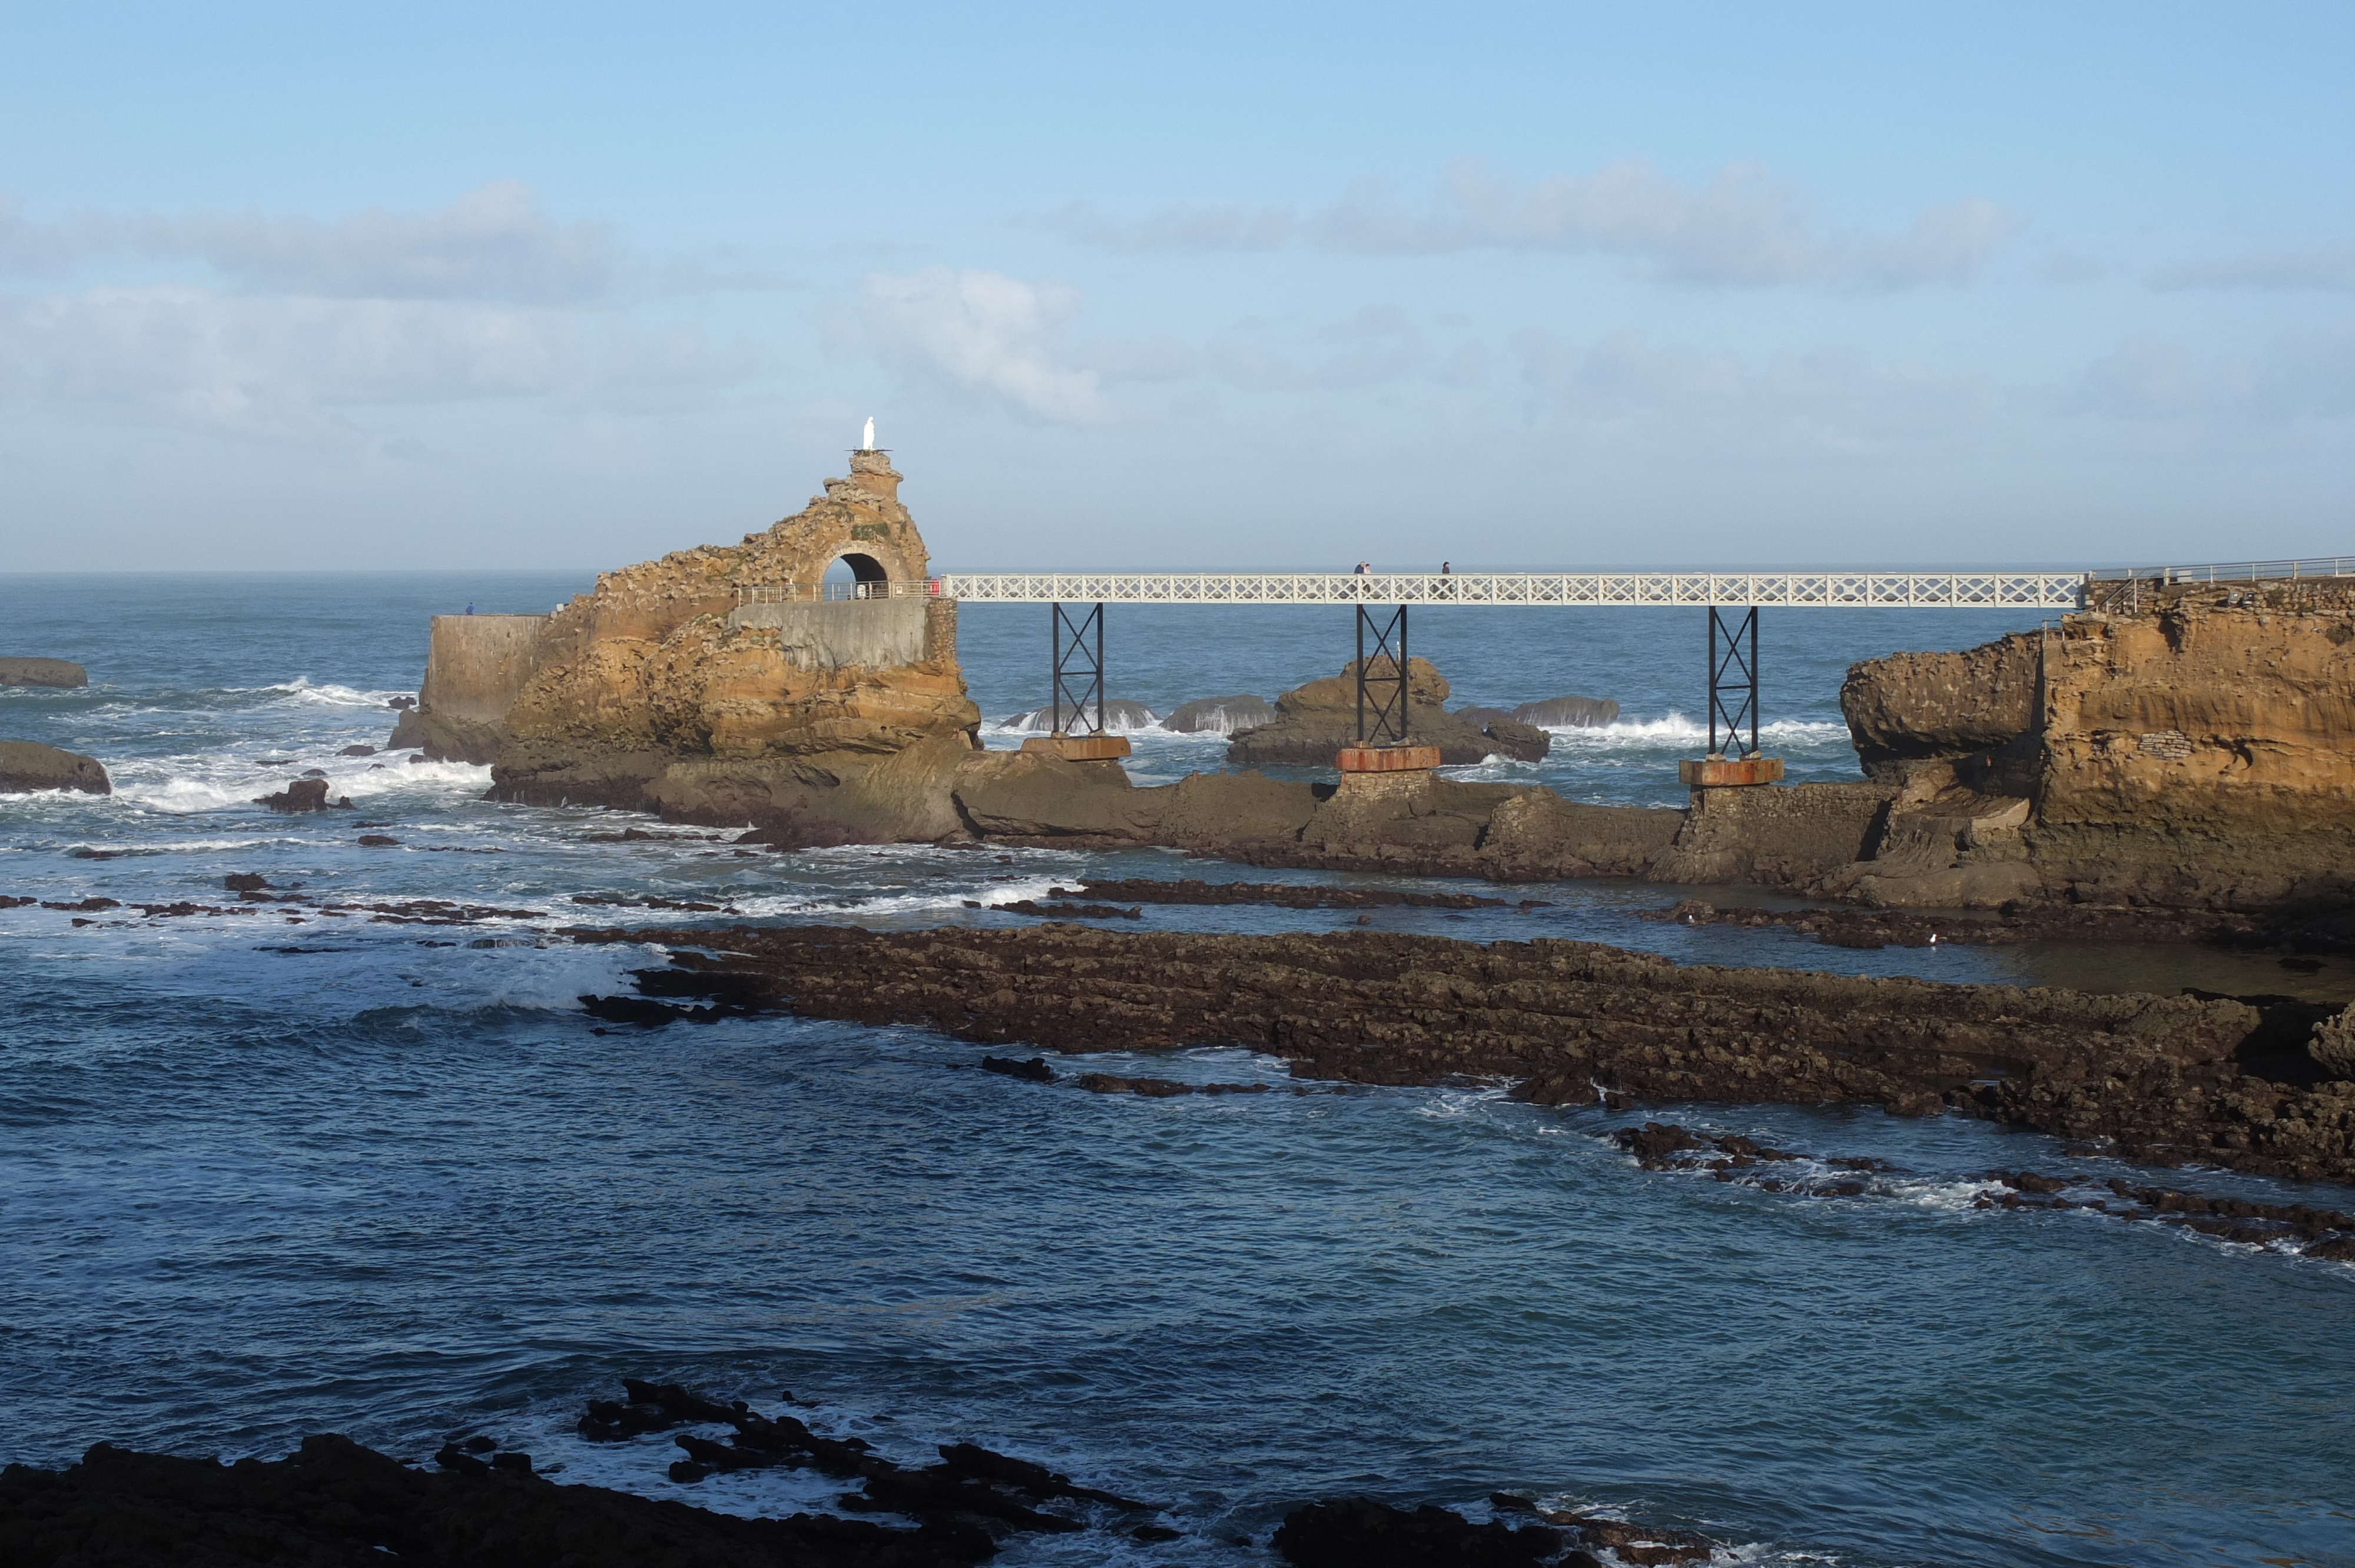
931;572;2089;607
744;559;2353;609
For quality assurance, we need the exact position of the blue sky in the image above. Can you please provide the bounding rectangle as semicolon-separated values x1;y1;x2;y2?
1;1;2349;571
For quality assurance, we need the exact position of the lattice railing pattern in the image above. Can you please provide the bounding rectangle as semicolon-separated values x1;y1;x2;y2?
928;572;2090;608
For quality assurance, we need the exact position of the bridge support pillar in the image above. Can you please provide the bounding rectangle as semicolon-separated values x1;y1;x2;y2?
1023;602;1130;760
1682;605;1781;788
1335;604;1436;776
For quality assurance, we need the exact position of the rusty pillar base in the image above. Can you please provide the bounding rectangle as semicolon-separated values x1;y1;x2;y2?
1021;733;1133;762
1679;755;1786;788
1336;745;1443;773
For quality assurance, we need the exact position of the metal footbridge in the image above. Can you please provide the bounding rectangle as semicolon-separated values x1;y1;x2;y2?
930;570;2089;608
757;557;2355;764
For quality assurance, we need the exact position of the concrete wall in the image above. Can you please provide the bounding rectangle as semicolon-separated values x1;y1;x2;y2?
420;614;550;722
725;599;933;669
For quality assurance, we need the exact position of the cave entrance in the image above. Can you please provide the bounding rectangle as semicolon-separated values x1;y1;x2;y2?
822;552;890;600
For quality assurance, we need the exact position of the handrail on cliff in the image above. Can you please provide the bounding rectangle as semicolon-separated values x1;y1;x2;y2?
736;580;944;606
2085;559;2355;584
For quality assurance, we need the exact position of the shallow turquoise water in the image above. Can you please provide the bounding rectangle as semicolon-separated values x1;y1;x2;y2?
2;573;2351;1567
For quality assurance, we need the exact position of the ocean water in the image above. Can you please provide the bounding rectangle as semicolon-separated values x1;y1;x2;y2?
2;572;2352;1567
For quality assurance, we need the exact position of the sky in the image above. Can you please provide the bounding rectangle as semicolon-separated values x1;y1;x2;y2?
0;1;2349;572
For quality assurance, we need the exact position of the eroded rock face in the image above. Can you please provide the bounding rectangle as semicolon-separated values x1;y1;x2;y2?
1842;581;2355;911
482;453;981;832
0;740;111;795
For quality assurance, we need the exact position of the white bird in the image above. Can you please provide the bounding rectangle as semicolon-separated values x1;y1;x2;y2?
862;416;875;451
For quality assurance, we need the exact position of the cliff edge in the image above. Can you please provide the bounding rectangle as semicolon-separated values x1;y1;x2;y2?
1840;578;2355;911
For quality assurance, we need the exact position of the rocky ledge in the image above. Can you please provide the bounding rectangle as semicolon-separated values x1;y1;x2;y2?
580;923;2355;1184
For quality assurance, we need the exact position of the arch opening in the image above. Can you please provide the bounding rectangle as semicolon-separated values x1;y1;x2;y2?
822;553;892;599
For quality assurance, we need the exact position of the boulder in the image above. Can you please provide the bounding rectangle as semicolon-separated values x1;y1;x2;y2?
1228;657;1531;767
1481;719;1551;763
1512;695;1619;728
1162;694;1276;733
0;740;111;795
0;657;88;689
389;705;505;765
999;698;1157;733
256;778;332;813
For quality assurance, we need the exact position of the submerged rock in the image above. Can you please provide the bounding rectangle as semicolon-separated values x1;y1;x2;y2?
0;657;87;689
0;740;111;795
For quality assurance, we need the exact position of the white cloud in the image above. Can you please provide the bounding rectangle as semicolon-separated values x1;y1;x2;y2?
0;285;576;437
1044;160;2021;291
0;283;747;439
861;267;1112;423
2149;242;2355;293
0;181;618;302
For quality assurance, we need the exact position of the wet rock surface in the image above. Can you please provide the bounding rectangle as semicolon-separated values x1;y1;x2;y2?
1273;1495;1717;1567
582;921;2355;1184
568;1377;1157;1555
0;1430;984;1567
0;657;88;689
1058;876;1522;911
1641;897;2355;954
1609;1119;2355;1260
0;740;111;796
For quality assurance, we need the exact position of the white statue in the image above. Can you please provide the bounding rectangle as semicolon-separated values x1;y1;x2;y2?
862;416;875;451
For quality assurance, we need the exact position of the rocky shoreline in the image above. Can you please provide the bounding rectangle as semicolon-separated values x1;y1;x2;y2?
0;1377;1735;1567
578;922;2355;1185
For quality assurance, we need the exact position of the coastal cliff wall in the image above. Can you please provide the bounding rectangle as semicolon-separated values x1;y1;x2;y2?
1840;579;2355;911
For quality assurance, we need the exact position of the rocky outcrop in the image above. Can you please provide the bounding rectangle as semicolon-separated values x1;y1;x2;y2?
1163;694;1275;733
1228;658;1549;766
592;922;2355;1183
471;451;981;836
0;657;87;688
0;740;111;795
1840;579;2355;911
1512;694;1618;727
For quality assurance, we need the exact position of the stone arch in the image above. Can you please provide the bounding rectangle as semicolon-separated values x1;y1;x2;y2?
827;552;890;585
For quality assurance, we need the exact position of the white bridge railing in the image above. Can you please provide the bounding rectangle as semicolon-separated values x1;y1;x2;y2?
731;562;2355;610
2087;558;2355;583
930;572;2090;608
